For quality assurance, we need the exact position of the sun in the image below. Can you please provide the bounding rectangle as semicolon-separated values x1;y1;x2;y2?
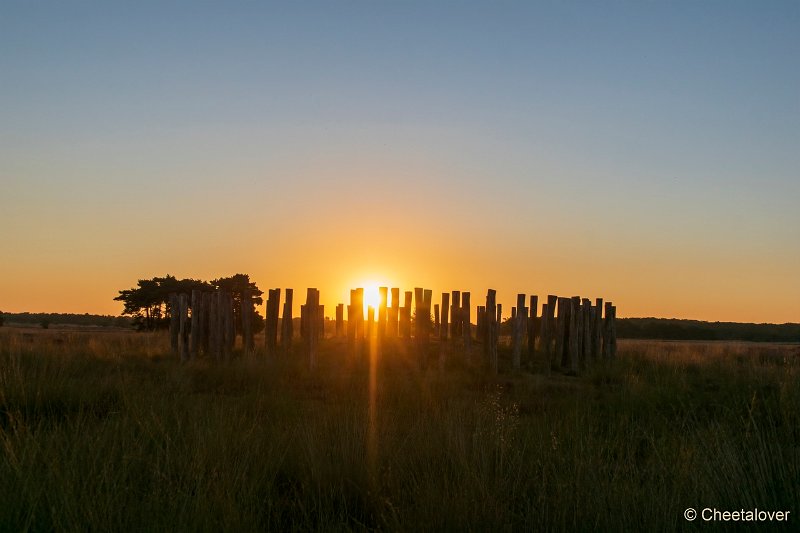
362;283;381;315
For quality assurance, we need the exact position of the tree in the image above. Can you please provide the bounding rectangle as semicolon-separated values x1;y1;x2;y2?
211;274;265;334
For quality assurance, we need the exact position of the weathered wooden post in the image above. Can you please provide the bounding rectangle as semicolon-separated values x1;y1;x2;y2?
389;288;400;337
402;291;412;338
592;298;603;360
554;297;568;370
201;292;211;354
568;297;581;374
542;295;557;365
300;304;306;340
378;287;387;339
266;289;281;355
335;303;344;338
603;302;617;359
212;290;223;361
527;295;538;359
485;289;498;374
355;288;365;339
281;289;293;353
440;292;450;342
366;305;375;339
189;290;201;359
347;289;356;343
476;306;485;342
178;293;189;362
582;298;593;366
434;304;440;336
305;288;319;369
512;293;527;370
169;293;179;355
450;291;461;339
208;291;218;361
461;292;471;350
414;287;424;340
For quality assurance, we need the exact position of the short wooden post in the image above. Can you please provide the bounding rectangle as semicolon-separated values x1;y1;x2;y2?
527;295;538;359
335;303;344;337
484;289;498;374
461;292;471;350
378;287;387;339
450;291;461;339
512;293;526;370
169;293;179;355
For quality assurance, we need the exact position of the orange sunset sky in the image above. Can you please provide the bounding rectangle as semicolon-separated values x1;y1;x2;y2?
2;2;798;323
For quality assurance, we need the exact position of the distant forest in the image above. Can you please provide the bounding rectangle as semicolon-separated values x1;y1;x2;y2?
1;310;797;342
616;318;800;343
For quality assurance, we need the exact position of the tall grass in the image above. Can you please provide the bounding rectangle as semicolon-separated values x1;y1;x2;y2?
1;329;798;531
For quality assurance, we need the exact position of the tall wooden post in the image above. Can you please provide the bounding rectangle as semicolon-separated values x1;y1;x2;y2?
190;290;201;359
378;287;387;339
512;293;526;370
221;291;233;361
402;291;412;338
461;292;471;350
347;290;356;343
568;297;581;374
389;288;400;337
434;304;440;336
603;302;617;359
241;289;253;355
555;297;568;370
450;291;461;339
485;289;498;374
305;288;319;369
201;292;211;354
527;295;538;359
208;291;219;361
355;288;365;339
582;298;593;366
476;306;485;342
281;289;293;353
335;303;344;338
366;305;375;339
592;298;603;361
440;292;450;342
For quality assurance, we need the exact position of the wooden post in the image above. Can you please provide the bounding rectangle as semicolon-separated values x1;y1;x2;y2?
603;302;617;360
389;288;400;337
169;293;179;355
450;291;461;339
366;305;374;339
434;304;440;336
300;304;306;340
378;287;387;339
484;289;498;374
461;292;471;350
221;291;233;361
178;293;189;362
582;298;593;366
318;305;324;340
208;291;218;361
335;303;344;338
440;292;450;342
554;297;568;370
476;306;485;342
267;289;281;355
189;290;200;359
542;295;556;365
512;293;526;370
201;292;211;354
402;291;412;338
347;290;356;343
213;291;224;361
592;298;603;361
414;287;424;340
305;288;319;369
355;288;365;339
527;295;538;359
568;297;581;374
281;289;293;353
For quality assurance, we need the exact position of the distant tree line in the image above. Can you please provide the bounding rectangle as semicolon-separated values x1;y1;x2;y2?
617;318;800;342
0;312;132;328
114;274;264;332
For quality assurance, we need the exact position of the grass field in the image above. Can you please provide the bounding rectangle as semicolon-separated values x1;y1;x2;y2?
1;328;798;531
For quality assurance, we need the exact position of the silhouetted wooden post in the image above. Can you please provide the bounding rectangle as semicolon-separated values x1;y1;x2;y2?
241;289;253;355
366;305;375;339
527;295;538;359
208;291;218;361
582;298;593;366
347;289;356;343
542;295;557;364
355;288;365;339
318;305;324;340
401;291;412;338
476;306;485;342
389;288;399;337
555;297;568;370
485;289;498;374
414;287;424;340
335;303;344;337
265;288;281;355
189;290;201;359
461;292;471;351
221;291;233;361
440;293;450;342
603;302;617;359
201;292;211;354
169;293;179;355
281;289;293;353
434;304;440;335
512;293;527;370
450;291;461;339
300;304;306;340
592;298;603;360
568;297;581;374
178;293;189;362
305;288;319;369
378;287;387;339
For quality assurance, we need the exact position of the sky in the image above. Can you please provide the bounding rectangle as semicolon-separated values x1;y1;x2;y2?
1;1;798;323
